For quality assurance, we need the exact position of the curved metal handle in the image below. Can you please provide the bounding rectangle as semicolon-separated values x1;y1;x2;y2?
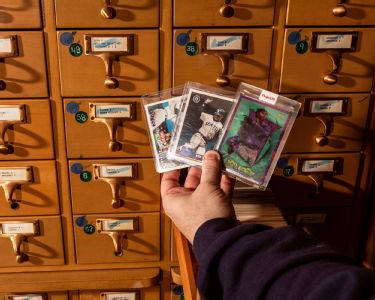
101;0;116;19
323;51;341;85
307;174;324;195
1;182;20;209
108;178;125;209
0;123;14;154
219;0;234;18
332;5;347;17
215;52;231;87
9;234;28;263
108;231;127;256
102;119;122;151
315;116;333;146
99;53;119;89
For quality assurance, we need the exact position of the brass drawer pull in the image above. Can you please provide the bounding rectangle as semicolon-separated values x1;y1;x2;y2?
101;0;116;19
219;0;234;18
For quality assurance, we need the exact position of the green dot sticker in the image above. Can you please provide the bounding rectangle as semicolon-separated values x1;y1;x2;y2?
75;111;88;123
283;166;294;177
69;43;83;57
185;42;199;56
80;171;92;182
296;40;308;54
83;224;95;235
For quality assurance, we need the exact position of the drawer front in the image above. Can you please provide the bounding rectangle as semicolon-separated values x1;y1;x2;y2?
0;100;54;160
280;28;375;93
1;292;68;300
0;160;59;216
0;216;64;267
287;0;375;26
55;0;159;28
284;94;371;152
0;32;48;98
174;0;275;27
58;30;159;97
64;98;151;158
173;28;272;90
79;287;160;300
74;213;160;264
69;159;160;214
0;0;42;29
281;206;352;254
270;153;360;206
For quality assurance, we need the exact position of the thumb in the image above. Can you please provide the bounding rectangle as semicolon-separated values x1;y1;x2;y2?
201;151;222;186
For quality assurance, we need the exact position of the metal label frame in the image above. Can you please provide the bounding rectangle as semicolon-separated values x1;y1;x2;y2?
0;166;33;183
303;97;349;116
84;34;134;56
0;35;18;58
89;102;136;120
93;163;138;180
0;220;40;236
201;33;249;54
295;213;327;225
6;294;47;300
297;158;344;175
100;291;140;300
0;104;27;124
311;31;359;52
96;217;139;233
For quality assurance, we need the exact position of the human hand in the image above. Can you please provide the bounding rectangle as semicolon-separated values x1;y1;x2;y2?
161;151;236;244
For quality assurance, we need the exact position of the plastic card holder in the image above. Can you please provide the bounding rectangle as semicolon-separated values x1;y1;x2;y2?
142;85;188;173
215;82;300;189
168;82;235;167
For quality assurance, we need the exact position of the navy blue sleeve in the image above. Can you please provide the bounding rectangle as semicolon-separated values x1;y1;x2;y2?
193;218;375;300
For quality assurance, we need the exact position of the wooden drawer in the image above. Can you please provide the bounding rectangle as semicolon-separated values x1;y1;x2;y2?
0;32;48;98
270;153;360;207
64;98;151;158
0;0;42;29
74;213;160;264
0;160;59;216
280;28;375;93
287;0;375;26
57;30;159;97
284;94;371;152
1;292;68;300
0;100;54;160
55;0;159;28
69;159;160;214
79;287;160;300
0;216;64;267
173;28;272;90
174;0;275;27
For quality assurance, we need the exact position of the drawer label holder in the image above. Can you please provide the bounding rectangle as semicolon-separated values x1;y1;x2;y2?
93;163;138;209
89;102;136;152
201;33;249;87
97;217;139;257
7;295;47;300
101;292;139;300
0;220;39;263
0;35;18;58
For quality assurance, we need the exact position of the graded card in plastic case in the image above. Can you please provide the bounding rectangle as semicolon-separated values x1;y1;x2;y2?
142;86;188;173
168;82;235;166
215;82;301;189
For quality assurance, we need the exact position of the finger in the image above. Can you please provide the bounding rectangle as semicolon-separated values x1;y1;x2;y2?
184;167;202;189
220;174;236;198
201;150;222;186
161;170;181;197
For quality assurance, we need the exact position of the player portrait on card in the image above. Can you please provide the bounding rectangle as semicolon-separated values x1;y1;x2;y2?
218;93;293;185
144;96;187;172
172;89;233;164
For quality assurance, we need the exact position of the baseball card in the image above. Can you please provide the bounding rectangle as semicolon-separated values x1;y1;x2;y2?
217;92;295;188
144;96;188;172
169;88;234;165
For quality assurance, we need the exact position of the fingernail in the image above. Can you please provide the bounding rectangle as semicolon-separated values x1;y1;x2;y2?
204;150;220;161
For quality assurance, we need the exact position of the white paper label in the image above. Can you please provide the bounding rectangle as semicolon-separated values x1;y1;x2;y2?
310;100;344;114
11;296;43;300
316;34;353;49
101;219;134;231
0;107;22;121
296;214;327;224
0;38;12;53
207;35;243;50
1;222;35;235
302;160;335;173
259;90;278;105
0;168;29;181
95;104;131;118
104;293;136;300
91;37;127;52
99;165;133;178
